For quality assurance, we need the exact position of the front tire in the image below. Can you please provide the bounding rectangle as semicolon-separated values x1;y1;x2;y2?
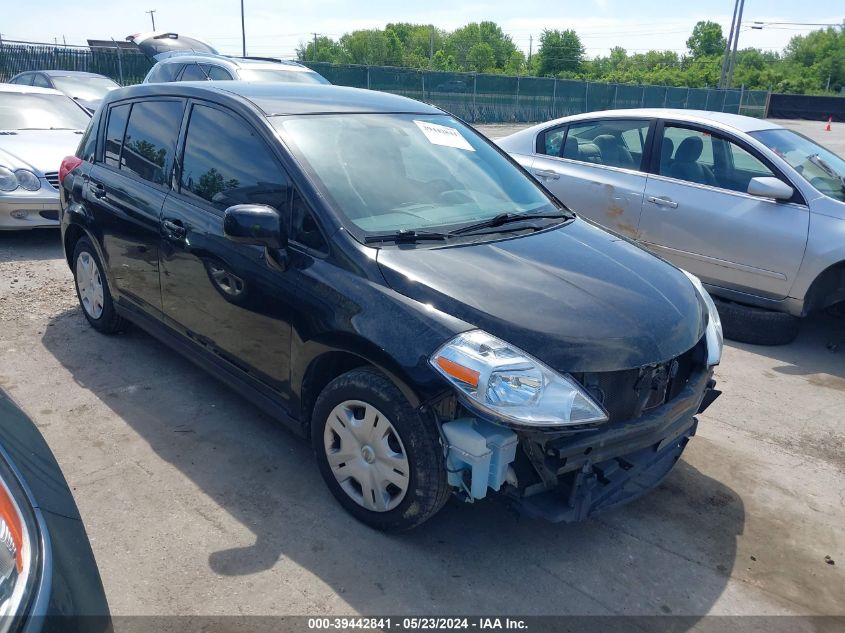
312;367;450;531
72;237;127;334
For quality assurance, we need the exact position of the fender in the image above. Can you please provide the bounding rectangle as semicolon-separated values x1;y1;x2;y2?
61;201;122;303
789;211;845;315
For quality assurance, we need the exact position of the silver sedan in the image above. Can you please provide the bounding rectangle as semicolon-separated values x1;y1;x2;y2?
497;109;845;344
0;84;91;230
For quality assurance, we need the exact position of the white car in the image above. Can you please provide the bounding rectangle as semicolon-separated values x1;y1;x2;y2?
0;84;91;230
497;109;845;344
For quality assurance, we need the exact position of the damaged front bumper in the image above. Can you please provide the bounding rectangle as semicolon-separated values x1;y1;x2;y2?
441;368;720;523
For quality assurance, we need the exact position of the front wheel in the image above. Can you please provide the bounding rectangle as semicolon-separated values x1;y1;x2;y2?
311;367;450;531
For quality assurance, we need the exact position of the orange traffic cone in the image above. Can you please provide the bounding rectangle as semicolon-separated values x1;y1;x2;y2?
825;116;832;132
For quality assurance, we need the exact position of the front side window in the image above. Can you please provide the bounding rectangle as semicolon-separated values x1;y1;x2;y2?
10;74;33;85
539;126;566;157
750;128;845;203
272;113;559;238
120;100;184;185
661;125;776;194
103;104;130;167
180;104;290;211
50;76;119;101
563;119;649;170
147;63;183;83
0;93;89;131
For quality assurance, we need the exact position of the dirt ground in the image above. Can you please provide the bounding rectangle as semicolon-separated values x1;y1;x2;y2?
0;118;842;621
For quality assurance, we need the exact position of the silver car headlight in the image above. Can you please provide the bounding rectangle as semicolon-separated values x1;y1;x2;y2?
430;330;608;428
681;270;723;366
13;170;40;192
0;168;16;192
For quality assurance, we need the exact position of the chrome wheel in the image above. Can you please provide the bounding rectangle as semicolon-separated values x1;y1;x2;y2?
75;251;105;320
323;400;410;512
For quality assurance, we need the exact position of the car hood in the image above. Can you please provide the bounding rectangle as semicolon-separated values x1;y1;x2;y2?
0;130;84;174
376;219;706;373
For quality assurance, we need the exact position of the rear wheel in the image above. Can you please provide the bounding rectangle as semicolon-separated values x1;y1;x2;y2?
72;238;127;334
713;297;799;346
311;367;449;531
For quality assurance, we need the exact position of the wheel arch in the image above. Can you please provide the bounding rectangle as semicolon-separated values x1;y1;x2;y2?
803;260;845;314
295;336;433;436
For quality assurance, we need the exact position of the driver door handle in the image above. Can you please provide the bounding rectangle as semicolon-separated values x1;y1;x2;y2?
162;218;187;239
534;169;560;181
647;195;678;209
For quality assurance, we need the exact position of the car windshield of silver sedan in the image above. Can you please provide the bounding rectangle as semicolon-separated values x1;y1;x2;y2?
273;113;562;239
751;128;845;202
0;93;90;131
237;68;330;84
50;76;120;102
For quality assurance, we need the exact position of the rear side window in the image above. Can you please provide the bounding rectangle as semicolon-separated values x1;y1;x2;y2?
179;64;207;81
120;100;184;185
146;62;183;83
32;74;51;88
179;104;290;211
104;104;130;167
564;119;649;171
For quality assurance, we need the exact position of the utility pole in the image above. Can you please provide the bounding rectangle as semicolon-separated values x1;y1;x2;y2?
312;32;318;61
145;9;156;30
725;0;745;89
429;29;434;67
240;0;246;57
719;0;739;89
528;35;533;65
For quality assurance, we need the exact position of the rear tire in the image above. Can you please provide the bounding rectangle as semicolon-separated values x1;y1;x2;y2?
713;297;799;346
311;367;450;531
72;238;127;334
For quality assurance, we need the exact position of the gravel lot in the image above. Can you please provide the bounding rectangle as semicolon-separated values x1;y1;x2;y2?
0;118;842;620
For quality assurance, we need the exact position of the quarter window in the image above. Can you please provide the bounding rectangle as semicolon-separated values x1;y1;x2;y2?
203;65;233;80
179;64;207;81
180;104;290;211
103;104;130;168
120;100;184;185
290;190;327;251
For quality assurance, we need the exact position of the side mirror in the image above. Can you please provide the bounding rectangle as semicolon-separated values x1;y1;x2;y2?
747;177;794;201
223;204;288;270
223;204;287;250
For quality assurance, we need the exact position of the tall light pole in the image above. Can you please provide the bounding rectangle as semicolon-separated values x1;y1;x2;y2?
145;9;156;31
719;0;739;89
725;0;746;89
240;0;246;57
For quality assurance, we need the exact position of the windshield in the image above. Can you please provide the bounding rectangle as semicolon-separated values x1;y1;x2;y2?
50;76;119;102
750;128;845;203
237;68;329;84
0;93;90;130
272;113;559;237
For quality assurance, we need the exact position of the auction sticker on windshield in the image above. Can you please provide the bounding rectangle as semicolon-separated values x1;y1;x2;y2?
414;120;475;151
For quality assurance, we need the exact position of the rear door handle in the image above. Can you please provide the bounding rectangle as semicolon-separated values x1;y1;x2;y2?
162;219;187;239
534;169;560;181
89;181;106;199
647;195;678;209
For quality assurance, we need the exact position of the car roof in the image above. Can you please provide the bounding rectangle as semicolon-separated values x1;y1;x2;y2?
104;82;442;117
155;53;313;72
541;108;782;134
38;70;111;79
0;83;65;96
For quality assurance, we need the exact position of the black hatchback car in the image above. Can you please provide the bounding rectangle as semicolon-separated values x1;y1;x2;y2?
59;82;722;531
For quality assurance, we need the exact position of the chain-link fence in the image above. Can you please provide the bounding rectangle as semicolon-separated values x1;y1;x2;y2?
0;41;152;86
304;62;770;122
0;41;769;122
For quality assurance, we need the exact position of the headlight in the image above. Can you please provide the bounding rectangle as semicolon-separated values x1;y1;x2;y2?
0;463;37;624
681;270;723;366
0;168;16;192
13;170;40;192
430;330;608;427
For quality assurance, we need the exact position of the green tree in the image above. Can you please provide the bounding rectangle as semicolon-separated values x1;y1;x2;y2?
467;42;496;72
536;29;584;76
445;21;518;71
296;35;344;63
686;21;726;58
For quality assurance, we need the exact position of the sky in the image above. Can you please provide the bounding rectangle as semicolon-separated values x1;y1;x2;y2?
4;1;843;60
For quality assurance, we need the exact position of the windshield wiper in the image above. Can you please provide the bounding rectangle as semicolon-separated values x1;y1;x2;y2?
364;229;450;244
448;210;570;236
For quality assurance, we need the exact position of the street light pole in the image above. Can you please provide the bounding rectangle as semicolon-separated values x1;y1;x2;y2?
725;0;746;89
719;0;739;89
240;0;246;57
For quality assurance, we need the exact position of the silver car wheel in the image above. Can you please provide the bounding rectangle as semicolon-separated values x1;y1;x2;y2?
75;252;105;320
323;400;410;512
